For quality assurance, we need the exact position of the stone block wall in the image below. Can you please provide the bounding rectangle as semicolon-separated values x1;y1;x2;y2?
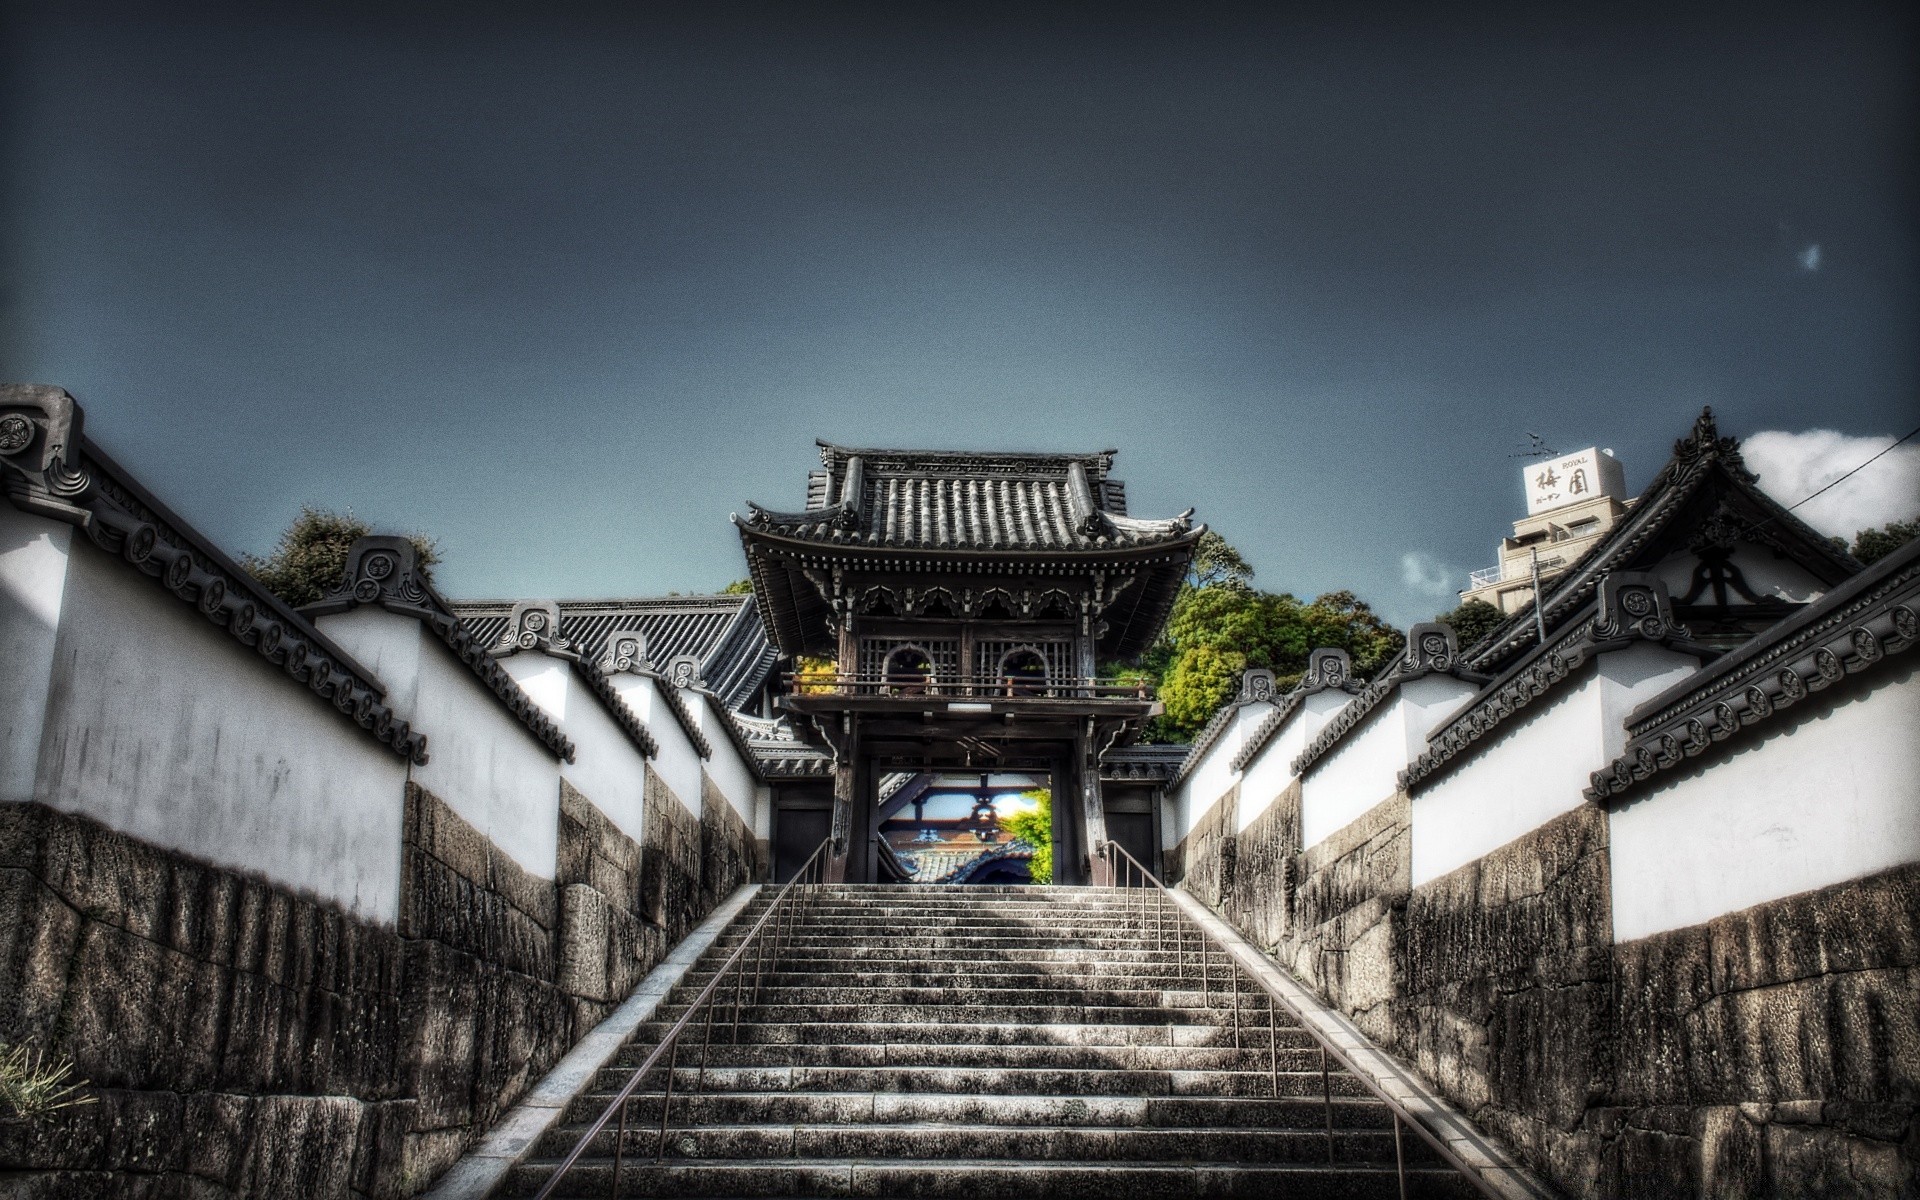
700;774;763;916
1170;789;1920;1196
0;801;417;1197
1282;791;1409;1046
1600;862;1919;1195
1401;805;1614;1192
638;773;704;948
0;775;758;1197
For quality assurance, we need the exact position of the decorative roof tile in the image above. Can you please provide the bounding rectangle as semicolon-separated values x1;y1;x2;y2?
453;593;778;713
741;442;1196;553
0;386;426;764
1291;624;1488;779
1586;536;1920;804
1229;649;1366;773
1463;407;1858;674
306;538;577;762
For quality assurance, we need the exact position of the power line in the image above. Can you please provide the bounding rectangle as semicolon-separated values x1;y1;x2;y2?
1781;422;1920;515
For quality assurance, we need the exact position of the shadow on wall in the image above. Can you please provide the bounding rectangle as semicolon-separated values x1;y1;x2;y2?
0;775;758;1196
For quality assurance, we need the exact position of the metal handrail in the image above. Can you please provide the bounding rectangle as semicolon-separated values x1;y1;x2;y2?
531;838;834;1200
1096;840;1504;1200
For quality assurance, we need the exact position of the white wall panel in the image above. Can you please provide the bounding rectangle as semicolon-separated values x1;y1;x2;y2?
1609;670;1920;941
35;538;410;921
1;505;71;803
1410;644;1694;886
607;673;703;814
320;607;561;879
500;654;648;844
1300;676;1473;849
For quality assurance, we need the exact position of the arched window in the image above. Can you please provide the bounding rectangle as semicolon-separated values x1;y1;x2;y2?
884;646;935;695
998;648;1049;697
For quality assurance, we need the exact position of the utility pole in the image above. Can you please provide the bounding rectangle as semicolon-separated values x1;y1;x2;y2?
1529;547;1548;645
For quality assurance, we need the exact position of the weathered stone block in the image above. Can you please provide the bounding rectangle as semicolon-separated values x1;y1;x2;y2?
558;883;611;1002
60;918;229;1091
0;866;81;1044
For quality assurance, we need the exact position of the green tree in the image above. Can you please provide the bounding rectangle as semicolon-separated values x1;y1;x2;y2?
722;578;754;594
1000;789;1053;885
1133;539;1404;742
1434;598;1505;650
1186;530;1254;592
1848;517;1920;566
242;506;439;609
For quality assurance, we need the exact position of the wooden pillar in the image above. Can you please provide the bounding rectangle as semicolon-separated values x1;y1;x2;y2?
1080;717;1114;886
824;714;857;884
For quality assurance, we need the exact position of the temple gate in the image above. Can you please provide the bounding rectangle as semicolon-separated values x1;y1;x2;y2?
735;442;1202;883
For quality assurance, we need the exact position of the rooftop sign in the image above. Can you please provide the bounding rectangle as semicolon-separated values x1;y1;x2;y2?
1524;447;1626;515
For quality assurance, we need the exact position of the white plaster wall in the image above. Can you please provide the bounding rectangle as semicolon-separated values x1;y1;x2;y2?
1172;700;1272;844
1649;546;1826;606
1610;668;1920;941
1237;691;1349;832
500;654;648;844
319;607;562;879
607;673;702;814
1;505;71;803
1300;676;1474;850
1410;644;1697;886
32;536;410;921
695;695;759;825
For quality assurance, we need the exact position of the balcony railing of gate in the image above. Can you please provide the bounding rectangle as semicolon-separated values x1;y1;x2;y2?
782;671;1153;700
1095;839;1506;1200
530;838;833;1200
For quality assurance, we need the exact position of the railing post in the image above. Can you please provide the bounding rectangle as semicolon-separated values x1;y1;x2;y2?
1321;1045;1335;1165
610;1092;631;1200
1394;1114;1407;1200
651;1035;682;1166
1266;994;1280;1099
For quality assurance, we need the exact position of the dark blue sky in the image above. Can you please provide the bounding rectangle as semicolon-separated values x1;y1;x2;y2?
5;1;1915;626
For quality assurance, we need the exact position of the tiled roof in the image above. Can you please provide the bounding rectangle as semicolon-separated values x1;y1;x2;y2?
1099;743;1190;783
1587;536;1919;804
741;442;1195;553
1462;408;1859;675
451;594;777;712
734;712;835;779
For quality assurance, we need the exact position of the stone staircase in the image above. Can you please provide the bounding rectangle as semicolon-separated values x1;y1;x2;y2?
505;885;1479;1198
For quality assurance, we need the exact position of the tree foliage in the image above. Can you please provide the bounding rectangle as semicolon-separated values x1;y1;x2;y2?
1842;517;1920;566
1186;530;1254;592
242;506;439;609
1000;789;1052;885
1132;537;1404;742
1434;598;1505;651
722;578;754;594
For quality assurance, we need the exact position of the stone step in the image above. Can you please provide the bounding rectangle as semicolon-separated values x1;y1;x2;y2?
649;984;1277;1010
673;966;1248;990
502;1157;1479;1199
584;1063;1375;1099
642;1001;1266;1026
625;1020;1318;1050
530;1120;1436;1165
607;1041;1320;1073
555;1089;1403;1130
704;934;1208;953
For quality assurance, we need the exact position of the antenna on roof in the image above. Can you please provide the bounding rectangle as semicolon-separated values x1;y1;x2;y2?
1509;432;1560;460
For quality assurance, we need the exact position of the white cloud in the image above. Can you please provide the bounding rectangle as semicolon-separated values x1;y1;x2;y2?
1744;428;1920;539
1400;550;1463;601
1798;243;1822;272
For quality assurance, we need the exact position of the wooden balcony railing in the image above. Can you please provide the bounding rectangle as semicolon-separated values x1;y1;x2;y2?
783;672;1153;701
